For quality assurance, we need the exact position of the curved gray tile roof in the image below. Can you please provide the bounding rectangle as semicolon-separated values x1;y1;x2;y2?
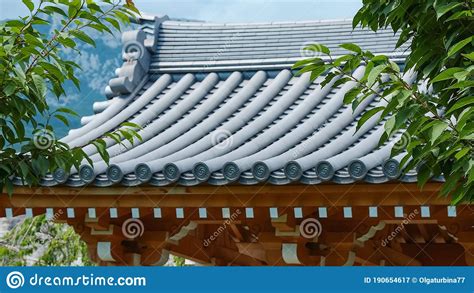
27;16;420;187
144;18;409;72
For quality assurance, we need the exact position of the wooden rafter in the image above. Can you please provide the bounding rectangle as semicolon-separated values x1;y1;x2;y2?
1;183;446;208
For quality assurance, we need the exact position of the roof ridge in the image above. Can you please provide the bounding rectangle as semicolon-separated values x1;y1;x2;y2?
137;14;354;26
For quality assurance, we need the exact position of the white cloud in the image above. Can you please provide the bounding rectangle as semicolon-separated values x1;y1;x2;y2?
47;93;81;108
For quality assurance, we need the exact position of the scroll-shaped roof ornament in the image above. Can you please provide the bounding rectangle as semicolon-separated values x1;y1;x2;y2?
105;16;168;99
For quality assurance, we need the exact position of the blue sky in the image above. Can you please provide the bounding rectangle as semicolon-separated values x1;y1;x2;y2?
0;0;362;22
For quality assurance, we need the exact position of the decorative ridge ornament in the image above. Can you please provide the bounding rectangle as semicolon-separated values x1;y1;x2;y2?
105;16;169;99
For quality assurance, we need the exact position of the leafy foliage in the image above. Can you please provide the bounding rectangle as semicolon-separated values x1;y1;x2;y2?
0;0;141;194
172;255;186;266
0;215;94;266
295;0;473;203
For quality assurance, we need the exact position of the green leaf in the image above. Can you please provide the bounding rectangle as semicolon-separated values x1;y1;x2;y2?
456;107;474;130
430;121;448;145
105;17;120;30
434;2;462;19
38;62;64;80
43;6;67;17
371;55;389;63
367;64;385;87
292;58;319;69
54;114;70;127
333;77;351;87
461;52;474;61
113;10;132;23
455;148;470;160
133;132;143;142
22;0;34;11
446;80;474;90
32;74;46;98
70;30;96;47
5;179;14;196
431;67;464;83
339;43;362;54
447;36;473;58
417;165;432;188
343;87;361;104
121;122;141;129
296;63;324;75
3;83;16;96
5;20;25;27
119;129;133;144
68;4;78;18
304;44;330;55
446;10;473;22
460;125;474;139
356;107;384;130
440;171;462;196
446;96;474;115
60;37;77;49
384;116;396;136
89;23;112;34
92;140;109;163
105;133;121;144
309;65;329;82
453;70;469;81
344;55;362;72
352;10;363;28
333;55;353;66
56;107;78;116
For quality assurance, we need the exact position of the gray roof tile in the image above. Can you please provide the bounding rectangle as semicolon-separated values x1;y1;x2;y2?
23;17;419;188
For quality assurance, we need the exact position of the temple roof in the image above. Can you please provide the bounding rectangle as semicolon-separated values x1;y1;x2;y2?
142;17;408;72
35;16;421;187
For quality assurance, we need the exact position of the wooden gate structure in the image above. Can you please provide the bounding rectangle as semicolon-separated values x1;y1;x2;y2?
1;15;473;266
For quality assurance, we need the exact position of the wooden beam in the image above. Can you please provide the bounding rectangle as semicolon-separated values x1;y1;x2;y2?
417;224;431;243
400;243;467;266
235;243;267;262
378;246;423;266
354;256;379;266
271;214;297;233
213;246;265;266
167;235;213;265
458;242;474;266
229;224;244;242
0;183;446;208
